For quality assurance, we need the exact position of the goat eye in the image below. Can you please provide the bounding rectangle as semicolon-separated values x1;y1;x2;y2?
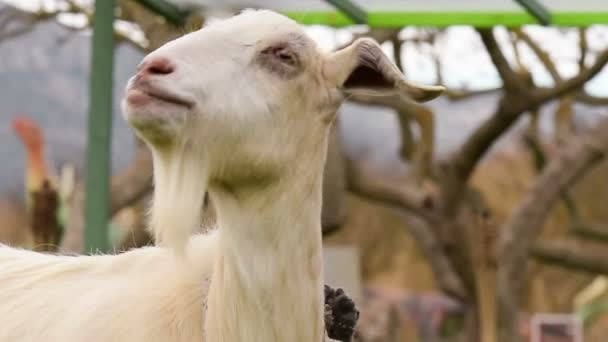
262;46;297;65
276;49;294;62
258;44;302;78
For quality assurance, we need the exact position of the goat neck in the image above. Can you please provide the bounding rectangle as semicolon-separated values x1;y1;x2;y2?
204;137;327;342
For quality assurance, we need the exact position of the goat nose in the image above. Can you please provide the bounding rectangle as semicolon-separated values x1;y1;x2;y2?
139;57;175;76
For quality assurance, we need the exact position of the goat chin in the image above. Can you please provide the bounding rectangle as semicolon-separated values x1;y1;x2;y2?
0;231;217;342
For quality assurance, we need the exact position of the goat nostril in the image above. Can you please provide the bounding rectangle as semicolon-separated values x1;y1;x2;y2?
142;57;175;76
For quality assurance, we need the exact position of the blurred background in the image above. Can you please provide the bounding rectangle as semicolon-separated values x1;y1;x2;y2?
2;0;608;341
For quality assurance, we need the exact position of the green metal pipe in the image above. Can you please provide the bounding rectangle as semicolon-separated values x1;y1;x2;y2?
324;0;367;24
513;0;552;25
285;11;605;28
85;0;116;253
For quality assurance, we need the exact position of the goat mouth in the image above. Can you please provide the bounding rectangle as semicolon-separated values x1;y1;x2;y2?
127;86;194;109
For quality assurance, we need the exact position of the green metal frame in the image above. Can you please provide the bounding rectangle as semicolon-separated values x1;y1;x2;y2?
85;0;116;253
135;0;190;25
324;0;367;24
285;11;608;28
513;0;551;25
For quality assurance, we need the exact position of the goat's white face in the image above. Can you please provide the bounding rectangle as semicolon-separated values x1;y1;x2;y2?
122;9;444;185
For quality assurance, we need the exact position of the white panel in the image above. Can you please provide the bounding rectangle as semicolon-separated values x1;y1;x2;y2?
168;0;335;11
323;246;362;305
539;0;608;11
358;0;522;11
167;0;608;12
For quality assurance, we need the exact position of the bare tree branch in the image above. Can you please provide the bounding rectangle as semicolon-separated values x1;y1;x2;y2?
532;240;608;275
439;94;529;215
477;28;526;93
532;47;608;105
578;27;588;71
349;93;419;159
510;28;525;72
576;92;608;106
513;27;608;106
512;28;561;82
437;29;546;214
397;112;415;161
109;149;153;215
387;32;414;160
390;31;403;73
572;222;608;243
444;87;502;101
346;159;430;220
60;186;85;253
396;211;468;299
346;158;466;298
0;6;38;43
334;28;398;51
497;118;608;342
60;148;153;254
429;29;495;103
441;41;608;217
347;95;416;121
0;22;34;42
348;92;437;181
0;2;148;50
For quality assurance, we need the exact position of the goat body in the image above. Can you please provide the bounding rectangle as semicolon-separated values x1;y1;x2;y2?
0;233;216;341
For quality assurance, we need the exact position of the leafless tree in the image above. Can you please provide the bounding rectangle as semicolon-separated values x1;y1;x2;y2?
346;26;608;341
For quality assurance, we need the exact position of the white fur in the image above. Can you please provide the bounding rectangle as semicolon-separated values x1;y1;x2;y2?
0;232;217;341
0;9;441;342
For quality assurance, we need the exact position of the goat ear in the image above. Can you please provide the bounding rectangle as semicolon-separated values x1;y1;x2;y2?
325;38;444;102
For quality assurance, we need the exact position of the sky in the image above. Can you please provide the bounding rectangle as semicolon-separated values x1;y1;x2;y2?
4;0;608;95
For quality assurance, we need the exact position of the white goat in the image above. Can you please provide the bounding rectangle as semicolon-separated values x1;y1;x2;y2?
0;9;443;342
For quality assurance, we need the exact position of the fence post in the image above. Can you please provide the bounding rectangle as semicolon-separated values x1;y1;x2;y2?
85;0;115;253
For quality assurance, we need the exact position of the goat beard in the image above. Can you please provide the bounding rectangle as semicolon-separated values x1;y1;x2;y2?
148;140;208;254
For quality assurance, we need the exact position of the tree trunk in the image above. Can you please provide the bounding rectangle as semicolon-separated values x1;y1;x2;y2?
463;306;481;342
